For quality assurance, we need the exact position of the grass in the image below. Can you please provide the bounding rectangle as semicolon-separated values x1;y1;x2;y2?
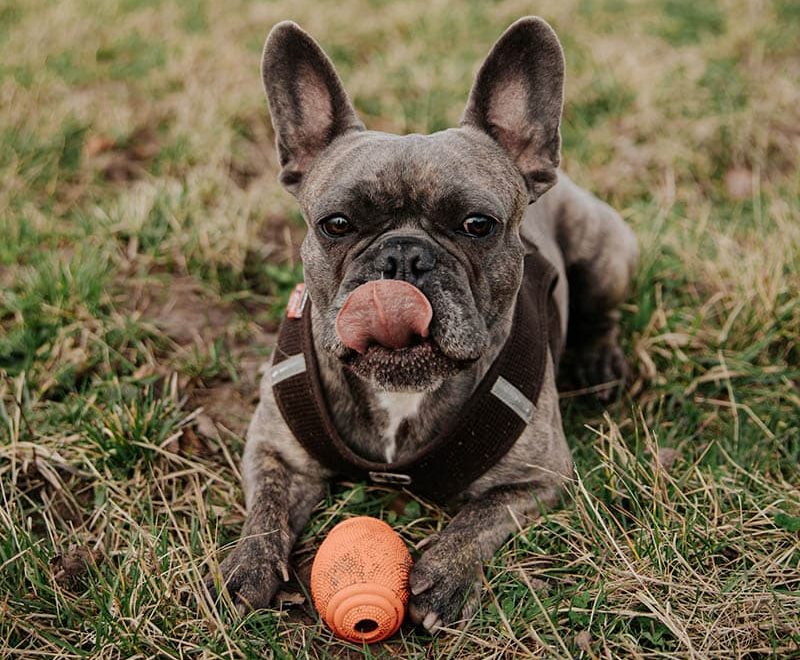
1;0;799;657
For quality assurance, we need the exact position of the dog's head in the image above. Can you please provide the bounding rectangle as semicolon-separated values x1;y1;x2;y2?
262;18;564;392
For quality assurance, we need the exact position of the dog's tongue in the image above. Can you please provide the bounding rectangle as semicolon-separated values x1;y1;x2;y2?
336;280;432;354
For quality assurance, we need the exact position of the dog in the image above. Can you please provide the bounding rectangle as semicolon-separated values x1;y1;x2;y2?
206;16;638;632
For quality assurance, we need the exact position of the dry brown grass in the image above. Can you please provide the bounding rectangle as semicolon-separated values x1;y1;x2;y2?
1;0;798;657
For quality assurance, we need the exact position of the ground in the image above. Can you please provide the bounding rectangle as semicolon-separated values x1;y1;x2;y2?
1;0;799;657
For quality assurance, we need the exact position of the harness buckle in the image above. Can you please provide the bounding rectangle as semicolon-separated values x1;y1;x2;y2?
368;471;412;486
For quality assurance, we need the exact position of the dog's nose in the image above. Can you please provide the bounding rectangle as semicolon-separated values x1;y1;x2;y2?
373;236;437;288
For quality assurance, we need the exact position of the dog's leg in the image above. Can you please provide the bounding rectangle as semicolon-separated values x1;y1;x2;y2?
530;174;639;401
205;443;325;612
408;483;561;630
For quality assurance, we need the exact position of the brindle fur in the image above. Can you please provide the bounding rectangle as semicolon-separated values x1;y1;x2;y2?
205;17;638;629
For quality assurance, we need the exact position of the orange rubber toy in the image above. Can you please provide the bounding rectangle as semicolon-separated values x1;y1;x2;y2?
310;516;413;643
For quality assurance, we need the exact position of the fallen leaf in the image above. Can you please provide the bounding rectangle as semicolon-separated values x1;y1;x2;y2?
575;629;593;654
51;545;102;590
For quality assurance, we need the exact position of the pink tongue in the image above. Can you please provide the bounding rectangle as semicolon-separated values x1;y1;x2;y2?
336;280;433;354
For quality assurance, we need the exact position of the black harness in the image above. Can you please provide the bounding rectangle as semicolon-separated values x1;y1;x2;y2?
271;251;561;503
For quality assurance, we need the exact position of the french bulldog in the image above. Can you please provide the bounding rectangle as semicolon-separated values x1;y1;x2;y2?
206;16;638;632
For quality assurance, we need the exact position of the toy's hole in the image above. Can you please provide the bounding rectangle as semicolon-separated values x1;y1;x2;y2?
354;619;378;634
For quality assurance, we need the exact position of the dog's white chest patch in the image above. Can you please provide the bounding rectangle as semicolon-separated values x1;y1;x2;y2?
375;391;424;462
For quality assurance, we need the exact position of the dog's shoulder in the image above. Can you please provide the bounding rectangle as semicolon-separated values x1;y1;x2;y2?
461;355;572;500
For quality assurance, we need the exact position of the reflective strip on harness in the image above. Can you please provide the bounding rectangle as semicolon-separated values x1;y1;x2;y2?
490;376;535;423
270;354;306;384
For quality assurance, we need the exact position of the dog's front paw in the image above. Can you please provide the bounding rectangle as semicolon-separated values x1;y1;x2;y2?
407;536;482;631
205;538;288;613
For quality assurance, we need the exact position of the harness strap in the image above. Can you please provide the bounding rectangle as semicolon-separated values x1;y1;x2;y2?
271;251;561;503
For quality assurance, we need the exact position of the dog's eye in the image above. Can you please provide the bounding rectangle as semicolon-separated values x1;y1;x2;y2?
319;215;354;238
459;215;497;238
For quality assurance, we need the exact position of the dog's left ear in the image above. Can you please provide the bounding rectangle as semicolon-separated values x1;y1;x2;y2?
262;21;364;194
462;17;565;201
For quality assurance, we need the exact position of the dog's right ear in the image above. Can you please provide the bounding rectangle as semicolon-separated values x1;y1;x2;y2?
262;22;364;194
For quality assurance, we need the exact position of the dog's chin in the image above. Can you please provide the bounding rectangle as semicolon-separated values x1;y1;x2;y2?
342;338;470;392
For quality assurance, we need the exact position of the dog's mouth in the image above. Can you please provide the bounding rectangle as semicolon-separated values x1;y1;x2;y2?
334;279;470;389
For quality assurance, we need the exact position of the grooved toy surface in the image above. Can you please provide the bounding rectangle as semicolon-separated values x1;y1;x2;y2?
311;517;413;643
